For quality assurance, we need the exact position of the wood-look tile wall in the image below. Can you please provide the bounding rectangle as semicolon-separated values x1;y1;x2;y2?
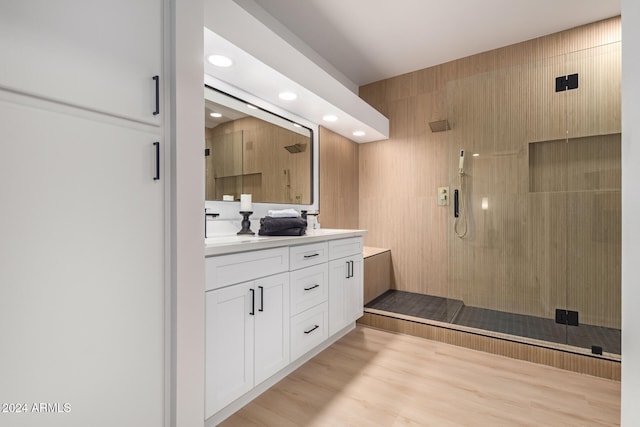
319;126;359;229
358;17;621;329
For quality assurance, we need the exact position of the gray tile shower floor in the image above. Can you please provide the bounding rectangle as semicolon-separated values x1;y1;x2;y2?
365;290;621;355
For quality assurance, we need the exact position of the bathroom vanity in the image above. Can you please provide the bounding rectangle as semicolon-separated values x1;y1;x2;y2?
204;229;365;424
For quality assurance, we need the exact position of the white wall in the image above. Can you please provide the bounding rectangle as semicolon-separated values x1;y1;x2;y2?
621;0;639;424
172;0;205;426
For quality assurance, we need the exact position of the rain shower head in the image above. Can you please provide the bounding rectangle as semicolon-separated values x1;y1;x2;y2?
284;143;307;153
428;119;450;132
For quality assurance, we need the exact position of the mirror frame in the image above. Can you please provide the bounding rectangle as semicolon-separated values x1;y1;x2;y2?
204;75;320;218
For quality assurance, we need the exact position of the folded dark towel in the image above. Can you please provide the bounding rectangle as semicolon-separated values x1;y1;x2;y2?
258;227;306;236
258;216;307;236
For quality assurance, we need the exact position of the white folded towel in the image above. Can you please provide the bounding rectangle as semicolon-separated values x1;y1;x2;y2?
267;208;300;218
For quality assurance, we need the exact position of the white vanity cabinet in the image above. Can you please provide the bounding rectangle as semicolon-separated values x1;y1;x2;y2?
204;231;364;425
329;238;364;335
205;250;290;418
289;243;330;360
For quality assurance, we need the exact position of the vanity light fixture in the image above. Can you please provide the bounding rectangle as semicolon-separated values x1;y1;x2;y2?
207;54;233;68
323;114;338;122
209;112;222;118
353;131;366;137
278;91;297;101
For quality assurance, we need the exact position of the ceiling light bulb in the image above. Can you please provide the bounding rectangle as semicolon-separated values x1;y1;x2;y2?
207;54;233;67
353;131;366;137
278;92;297;101
323;115;338;122
210;112;222;118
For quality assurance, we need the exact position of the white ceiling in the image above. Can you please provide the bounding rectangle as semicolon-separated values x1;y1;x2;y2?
253;0;621;87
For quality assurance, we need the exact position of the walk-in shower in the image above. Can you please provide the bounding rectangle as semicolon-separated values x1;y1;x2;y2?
366;41;622;357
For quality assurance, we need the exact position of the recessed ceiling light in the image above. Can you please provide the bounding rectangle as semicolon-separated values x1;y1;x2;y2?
246;104;258;110
209;112;222;118
278;92;297;101
207;54;233;68
353;131;366;137
323;115;338;122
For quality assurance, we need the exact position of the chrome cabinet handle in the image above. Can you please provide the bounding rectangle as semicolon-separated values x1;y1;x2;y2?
304;284;320;291
304;325;319;334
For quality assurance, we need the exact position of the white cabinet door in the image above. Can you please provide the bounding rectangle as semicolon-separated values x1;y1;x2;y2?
348;257;364;322
329;255;364;336
0;0;163;126
329;258;350;335
0;91;165;427
205;282;254;418
254;273;290;385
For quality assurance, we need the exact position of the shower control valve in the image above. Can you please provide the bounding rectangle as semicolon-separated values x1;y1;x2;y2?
437;186;450;206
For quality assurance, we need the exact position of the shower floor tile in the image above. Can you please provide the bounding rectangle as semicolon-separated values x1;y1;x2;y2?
365;290;621;355
365;290;464;323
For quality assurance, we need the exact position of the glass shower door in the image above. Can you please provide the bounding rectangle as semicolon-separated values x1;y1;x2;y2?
445;52;572;347
563;43;621;355
445;43;622;356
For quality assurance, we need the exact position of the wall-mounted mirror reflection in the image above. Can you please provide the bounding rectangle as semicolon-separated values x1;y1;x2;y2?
205;86;313;205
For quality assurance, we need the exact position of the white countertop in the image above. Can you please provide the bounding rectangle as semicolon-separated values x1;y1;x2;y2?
204;229;367;256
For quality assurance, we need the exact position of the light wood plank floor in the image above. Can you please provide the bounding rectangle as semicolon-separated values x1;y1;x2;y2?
221;326;620;426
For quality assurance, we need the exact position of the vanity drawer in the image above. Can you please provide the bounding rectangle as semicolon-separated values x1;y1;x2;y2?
289;242;328;270
290;263;328;316
290;302;328;361
329;237;363;260
205;247;289;291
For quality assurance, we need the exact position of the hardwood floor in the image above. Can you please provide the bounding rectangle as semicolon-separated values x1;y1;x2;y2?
221;326;620;426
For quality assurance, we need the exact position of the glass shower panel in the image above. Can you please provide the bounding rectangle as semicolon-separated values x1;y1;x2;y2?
563;43;621;355
445;52;572;345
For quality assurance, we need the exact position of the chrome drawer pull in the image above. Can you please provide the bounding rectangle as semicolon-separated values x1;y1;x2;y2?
303;284;320;291
304;325;320;334
303;253;320;259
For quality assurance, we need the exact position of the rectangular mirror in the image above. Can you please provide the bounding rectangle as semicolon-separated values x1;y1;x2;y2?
205;86;314;205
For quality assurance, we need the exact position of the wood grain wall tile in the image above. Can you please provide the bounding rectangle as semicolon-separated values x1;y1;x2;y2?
357;17;621;332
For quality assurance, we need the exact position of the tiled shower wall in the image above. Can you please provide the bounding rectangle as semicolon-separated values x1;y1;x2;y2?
357;17;621;329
